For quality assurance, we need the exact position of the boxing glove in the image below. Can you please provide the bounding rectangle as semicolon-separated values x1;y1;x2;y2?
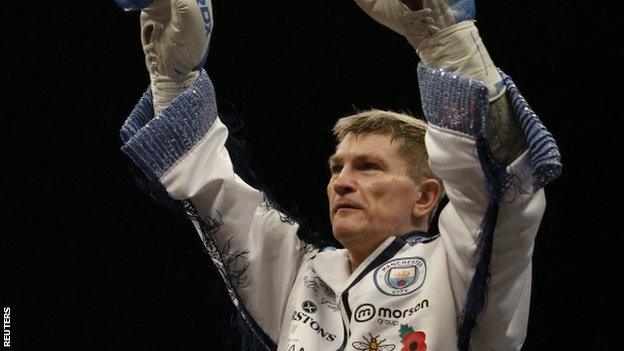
116;0;213;114
354;0;503;97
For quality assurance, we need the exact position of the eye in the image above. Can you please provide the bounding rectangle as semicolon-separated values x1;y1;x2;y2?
330;164;343;175
360;162;381;171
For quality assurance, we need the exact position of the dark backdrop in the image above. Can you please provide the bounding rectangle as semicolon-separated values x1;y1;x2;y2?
4;0;620;349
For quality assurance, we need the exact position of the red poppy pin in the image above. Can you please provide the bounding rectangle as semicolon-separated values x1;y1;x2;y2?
398;324;427;351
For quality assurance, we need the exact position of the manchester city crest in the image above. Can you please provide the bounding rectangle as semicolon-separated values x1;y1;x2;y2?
387;266;417;289
374;257;426;296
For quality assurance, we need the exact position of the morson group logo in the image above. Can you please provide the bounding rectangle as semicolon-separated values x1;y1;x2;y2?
353;299;430;326
354;304;377;322
373;257;426;296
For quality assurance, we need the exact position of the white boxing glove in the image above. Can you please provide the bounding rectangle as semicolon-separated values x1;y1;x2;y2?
354;0;503;98
353;0;473;48
116;0;213;115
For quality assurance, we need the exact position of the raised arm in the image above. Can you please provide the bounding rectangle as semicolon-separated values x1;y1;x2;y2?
354;1;561;349
115;1;316;347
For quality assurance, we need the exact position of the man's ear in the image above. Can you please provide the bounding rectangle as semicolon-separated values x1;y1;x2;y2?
411;178;442;221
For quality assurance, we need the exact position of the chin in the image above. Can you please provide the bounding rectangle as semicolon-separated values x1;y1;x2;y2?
332;222;364;246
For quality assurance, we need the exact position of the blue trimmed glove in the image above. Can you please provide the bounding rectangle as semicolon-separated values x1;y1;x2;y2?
354;0;503;98
116;0;213;114
353;0;473;48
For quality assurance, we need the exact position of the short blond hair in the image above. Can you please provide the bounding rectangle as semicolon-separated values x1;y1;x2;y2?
333;109;440;182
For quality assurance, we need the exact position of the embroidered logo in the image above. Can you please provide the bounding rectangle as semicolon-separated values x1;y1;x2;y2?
302;263;340;312
302;300;318;314
354;304;376;322
398;325;427;351
373;257;426;296
291;310;337;342
352;333;396;351
353;299;430;325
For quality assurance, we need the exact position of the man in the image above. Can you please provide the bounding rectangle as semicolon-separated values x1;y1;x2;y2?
115;0;561;350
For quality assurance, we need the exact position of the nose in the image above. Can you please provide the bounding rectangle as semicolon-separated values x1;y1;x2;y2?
332;168;356;196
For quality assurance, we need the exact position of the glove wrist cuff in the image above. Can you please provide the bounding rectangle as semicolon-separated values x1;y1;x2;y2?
151;71;200;116
416;21;503;98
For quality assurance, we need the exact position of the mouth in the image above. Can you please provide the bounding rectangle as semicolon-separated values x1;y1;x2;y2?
333;202;362;214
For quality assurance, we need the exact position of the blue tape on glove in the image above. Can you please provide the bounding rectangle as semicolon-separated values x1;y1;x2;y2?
450;0;476;23
114;0;155;12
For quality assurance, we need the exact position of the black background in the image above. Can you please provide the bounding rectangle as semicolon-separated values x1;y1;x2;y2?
3;0;621;350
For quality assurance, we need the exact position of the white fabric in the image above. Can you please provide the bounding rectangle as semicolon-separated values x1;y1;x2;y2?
158;116;544;350
161;119;305;340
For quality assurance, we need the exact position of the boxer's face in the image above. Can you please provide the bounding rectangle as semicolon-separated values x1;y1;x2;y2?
327;133;422;250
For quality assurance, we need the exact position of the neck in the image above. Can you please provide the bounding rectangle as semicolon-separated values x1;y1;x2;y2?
345;228;429;273
347;251;366;273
